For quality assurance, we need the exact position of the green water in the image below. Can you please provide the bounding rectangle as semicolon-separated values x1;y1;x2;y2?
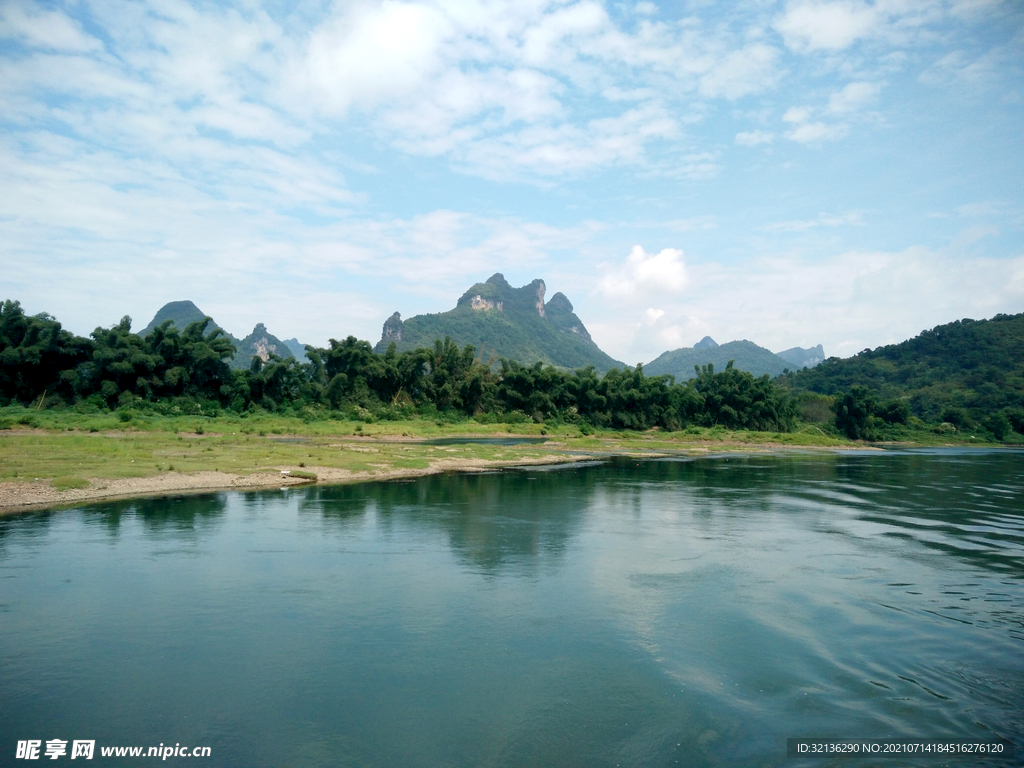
1;450;1021;767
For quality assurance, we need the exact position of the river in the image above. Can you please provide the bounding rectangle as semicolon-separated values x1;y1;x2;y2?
1;449;1021;766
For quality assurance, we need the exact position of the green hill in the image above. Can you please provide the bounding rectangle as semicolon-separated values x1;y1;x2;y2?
646;339;800;380
777;344;824;369
140;300;222;337
375;273;624;372
283;338;308;361
141;301;297;370
779;311;1024;429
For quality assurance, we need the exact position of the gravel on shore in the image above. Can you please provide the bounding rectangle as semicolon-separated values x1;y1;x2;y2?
0;455;587;516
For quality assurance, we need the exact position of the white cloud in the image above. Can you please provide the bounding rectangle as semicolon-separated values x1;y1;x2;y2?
596;245;688;300
778;81;882;144
692;247;1024;357
450;104;681;180
780;103;848;143
643;308;666;325
698;43;780;100
948;0;1004;18
827;81;881;113
655;324;686;350
0;0;793;186
299;2;455;114
735;130;773;146
762;211;864;232
670;152;720;180
664;216;717;232
773;1;879;52
920;38;1024;90
0;1;103;53
283;0;784;178
783;106;813;123
584;245;1024;365
773;0;1001;57
786;121;848;143
957;201;1005;217
519;1;610;68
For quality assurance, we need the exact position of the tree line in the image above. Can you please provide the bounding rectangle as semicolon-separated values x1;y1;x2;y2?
779;312;1024;441
0;300;796;432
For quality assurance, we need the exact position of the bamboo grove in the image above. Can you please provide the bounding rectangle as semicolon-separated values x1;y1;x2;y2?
1;301;796;432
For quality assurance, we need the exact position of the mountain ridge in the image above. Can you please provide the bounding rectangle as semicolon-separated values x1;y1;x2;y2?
375;273;625;372
777;344;825;369
141;296;824;378
140;301;300;370
645;338;824;380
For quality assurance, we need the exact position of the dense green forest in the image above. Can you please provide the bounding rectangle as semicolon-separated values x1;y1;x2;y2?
6;299;1022;442
779;312;1024;440
0;300;795;432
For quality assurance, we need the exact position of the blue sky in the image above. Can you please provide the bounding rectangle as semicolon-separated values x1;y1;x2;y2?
2;0;1022;364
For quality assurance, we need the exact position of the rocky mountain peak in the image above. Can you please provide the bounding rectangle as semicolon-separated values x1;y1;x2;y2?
529;279;546;317
485;273;511;289
376;274;622;371
545;292;573;315
381;312;404;343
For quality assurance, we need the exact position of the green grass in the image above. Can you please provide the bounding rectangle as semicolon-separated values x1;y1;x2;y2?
0;405;567;439
0;404;1005;491
0;413;566;487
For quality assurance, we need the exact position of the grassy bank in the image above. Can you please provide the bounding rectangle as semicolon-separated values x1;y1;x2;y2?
0;404;1005;512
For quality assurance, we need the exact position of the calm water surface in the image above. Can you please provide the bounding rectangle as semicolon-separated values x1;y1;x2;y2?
1;450;1022;767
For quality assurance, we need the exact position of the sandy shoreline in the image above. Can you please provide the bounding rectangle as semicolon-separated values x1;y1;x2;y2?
0;455;589;516
0;433;890;517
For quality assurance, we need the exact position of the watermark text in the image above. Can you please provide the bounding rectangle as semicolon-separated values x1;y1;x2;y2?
16;740;210;760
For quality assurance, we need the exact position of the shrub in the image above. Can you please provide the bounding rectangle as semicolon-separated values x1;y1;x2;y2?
796;393;834;423
941;407;972;430
984;413;1012;441
503;410;530;424
834;386;874;440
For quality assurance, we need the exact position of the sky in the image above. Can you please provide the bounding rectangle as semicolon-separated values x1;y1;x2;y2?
1;0;1023;365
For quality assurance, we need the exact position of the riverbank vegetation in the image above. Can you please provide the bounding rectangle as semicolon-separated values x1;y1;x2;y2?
3;300;1022;461
0;409;850;489
2;299;796;433
1;402;859;509
779;312;1024;443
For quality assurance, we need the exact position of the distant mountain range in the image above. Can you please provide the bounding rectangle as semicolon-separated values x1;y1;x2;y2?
645;338;824;380
141;300;304;370
375;273;625;373
143;287;825;379
282;338;306;359
777;344;825;369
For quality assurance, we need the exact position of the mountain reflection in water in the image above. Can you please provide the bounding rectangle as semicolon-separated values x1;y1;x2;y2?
0;450;1021;768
